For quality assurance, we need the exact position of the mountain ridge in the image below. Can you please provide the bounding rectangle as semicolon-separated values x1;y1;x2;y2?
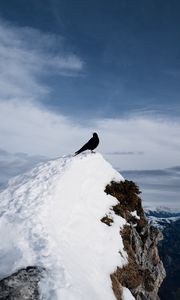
0;153;165;299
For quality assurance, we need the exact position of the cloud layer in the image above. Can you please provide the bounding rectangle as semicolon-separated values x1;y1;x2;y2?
0;18;84;102
122;167;180;210
0;99;180;171
0;148;47;190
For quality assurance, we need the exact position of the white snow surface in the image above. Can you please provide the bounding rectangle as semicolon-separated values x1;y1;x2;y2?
122;287;135;300
0;152;130;300
130;210;140;220
148;215;180;230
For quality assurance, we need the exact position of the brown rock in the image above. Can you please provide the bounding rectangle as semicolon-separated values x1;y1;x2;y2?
104;180;166;300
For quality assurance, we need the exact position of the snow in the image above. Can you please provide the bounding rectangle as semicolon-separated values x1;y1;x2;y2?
130;210;140;220
148;215;180;229
122;287;135;300
145;205;180;214
0;152;132;299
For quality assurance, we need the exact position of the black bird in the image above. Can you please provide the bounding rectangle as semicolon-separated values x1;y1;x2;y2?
74;132;99;156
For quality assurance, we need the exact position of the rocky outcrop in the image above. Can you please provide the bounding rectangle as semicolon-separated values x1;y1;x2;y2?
104;180;166;300
0;266;44;300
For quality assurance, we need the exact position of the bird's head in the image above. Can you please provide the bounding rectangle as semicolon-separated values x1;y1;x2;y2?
93;132;98;137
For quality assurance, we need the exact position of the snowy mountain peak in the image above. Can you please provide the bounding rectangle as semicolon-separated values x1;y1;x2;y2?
0;153;131;300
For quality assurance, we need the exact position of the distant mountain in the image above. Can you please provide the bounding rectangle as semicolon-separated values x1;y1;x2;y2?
146;208;180;219
146;208;180;230
146;209;180;300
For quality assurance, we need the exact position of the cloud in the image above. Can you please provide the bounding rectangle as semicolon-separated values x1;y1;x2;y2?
0;99;89;156
0;148;12;157
122;166;180;210
0;18;84;102
106;151;144;155
0;99;180;172
0;149;47;190
98;115;180;169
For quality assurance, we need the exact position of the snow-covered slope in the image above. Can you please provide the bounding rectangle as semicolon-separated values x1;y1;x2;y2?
145;207;180;229
0;153;131;300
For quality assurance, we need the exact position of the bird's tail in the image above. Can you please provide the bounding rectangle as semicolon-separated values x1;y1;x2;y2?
74;150;80;156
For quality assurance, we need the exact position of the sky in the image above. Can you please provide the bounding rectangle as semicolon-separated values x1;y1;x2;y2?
0;0;180;208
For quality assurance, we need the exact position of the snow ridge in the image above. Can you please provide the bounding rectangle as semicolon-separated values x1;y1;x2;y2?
0;153;130;299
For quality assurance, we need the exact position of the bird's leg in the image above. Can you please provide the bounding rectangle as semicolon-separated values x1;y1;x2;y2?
91;150;96;154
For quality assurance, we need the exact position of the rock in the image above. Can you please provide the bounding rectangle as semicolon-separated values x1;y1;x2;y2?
105;180;166;300
0;266;44;300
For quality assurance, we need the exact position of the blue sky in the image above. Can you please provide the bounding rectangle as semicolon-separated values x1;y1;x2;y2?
0;0;180;208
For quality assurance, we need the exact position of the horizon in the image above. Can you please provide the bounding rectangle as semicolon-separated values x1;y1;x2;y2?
0;150;179;211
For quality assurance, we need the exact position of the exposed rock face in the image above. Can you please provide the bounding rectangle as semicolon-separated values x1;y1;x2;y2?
105;180;166;300
0;266;44;300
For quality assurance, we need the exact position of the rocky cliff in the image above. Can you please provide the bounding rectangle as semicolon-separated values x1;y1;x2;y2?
103;180;166;300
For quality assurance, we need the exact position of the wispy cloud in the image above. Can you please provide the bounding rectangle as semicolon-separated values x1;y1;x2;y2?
0;148;11;157
0;148;47;190
98;116;180;169
0;18;84;102
106;151;144;155
0;99;180;171
122;166;180;210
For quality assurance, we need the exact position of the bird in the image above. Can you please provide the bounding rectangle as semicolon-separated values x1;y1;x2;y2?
74;132;99;156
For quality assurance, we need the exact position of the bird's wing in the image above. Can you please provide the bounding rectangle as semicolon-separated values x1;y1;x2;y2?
75;138;93;155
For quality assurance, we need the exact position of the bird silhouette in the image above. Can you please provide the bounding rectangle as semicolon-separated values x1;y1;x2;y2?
74;133;99;156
